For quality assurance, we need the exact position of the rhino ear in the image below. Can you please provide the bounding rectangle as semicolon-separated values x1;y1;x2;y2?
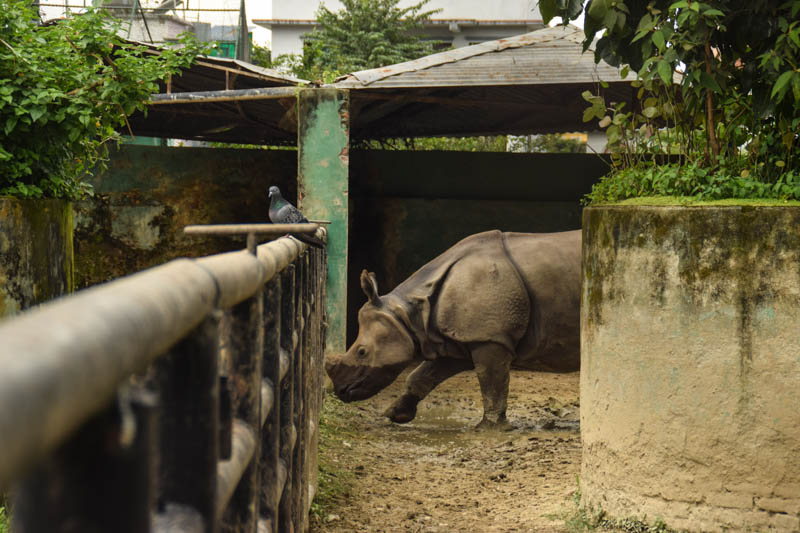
360;269;381;306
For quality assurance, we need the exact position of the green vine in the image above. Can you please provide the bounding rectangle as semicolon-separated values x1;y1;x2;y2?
0;2;208;199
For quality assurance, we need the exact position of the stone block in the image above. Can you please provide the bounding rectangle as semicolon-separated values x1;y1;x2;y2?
705;492;753;510
756;496;800;515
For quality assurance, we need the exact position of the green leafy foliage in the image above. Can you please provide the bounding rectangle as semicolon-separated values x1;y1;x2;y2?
587;161;800;203
308;394;356;526
0;503;7;533
508;133;587;153
249;43;272;69
358;135;508;151
0;2;207;199
540;0;800;201
247;42;323;83
299;0;441;80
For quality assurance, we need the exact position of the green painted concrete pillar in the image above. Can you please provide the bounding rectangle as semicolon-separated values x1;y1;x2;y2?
297;88;350;354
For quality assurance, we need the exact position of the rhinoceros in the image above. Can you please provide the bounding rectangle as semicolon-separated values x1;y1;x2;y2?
325;229;581;429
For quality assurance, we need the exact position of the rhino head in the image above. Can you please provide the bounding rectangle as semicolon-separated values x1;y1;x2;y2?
325;270;416;402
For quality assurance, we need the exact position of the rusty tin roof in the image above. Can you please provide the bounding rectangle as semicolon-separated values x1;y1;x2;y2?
332;26;635;140
131;26;635;143
334;25;627;89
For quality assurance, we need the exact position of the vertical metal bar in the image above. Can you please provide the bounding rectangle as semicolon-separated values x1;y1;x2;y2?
155;314;221;532
246;232;257;256
278;266;296;533
222;287;264;532
219;376;233;461
260;276;282;533
309;246;328;513
131;389;160;526
290;254;307;532
126;0;138;38
314;248;323;380
305;250;317;509
299;252;312;526
12;387;157;533
308;249;321;504
219;311;234;461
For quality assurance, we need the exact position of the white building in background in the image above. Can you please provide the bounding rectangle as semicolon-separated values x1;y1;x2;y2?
37;0;272;49
255;0;544;58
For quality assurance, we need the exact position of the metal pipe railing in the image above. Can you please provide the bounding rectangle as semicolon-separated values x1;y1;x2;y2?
0;226;327;533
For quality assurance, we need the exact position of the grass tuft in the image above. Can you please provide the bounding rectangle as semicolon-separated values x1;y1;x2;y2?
608;196;800;206
0;504;9;533
309;392;357;528
549;478;682;533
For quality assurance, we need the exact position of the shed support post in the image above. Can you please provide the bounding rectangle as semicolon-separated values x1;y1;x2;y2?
297;88;350;354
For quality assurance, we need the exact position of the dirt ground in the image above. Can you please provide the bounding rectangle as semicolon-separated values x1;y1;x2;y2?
312;368;582;533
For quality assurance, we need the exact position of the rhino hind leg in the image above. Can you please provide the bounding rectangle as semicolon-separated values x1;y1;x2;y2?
384;358;474;424
472;343;514;431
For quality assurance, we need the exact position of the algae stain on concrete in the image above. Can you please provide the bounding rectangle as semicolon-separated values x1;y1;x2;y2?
110;205;166;250
582;205;800;532
0;198;74;318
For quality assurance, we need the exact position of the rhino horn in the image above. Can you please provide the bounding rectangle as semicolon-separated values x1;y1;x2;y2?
360;269;381;306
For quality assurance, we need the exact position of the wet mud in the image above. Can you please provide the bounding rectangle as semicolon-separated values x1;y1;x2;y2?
313;369;581;533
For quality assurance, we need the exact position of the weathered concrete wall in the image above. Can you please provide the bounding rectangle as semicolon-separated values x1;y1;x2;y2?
0;198;74;318
82;147;604;349
581;206;800;532
75;145;297;288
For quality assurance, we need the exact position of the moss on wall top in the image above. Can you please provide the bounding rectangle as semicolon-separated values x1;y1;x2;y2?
582;205;800;336
599;196;800;207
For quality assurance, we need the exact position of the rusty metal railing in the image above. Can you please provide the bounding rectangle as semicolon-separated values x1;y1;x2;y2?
0;226;327;533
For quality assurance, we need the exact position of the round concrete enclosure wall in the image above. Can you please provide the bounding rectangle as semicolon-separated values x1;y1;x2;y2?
581;206;800;532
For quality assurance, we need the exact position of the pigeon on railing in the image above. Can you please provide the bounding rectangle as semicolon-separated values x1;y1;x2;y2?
268;186;325;248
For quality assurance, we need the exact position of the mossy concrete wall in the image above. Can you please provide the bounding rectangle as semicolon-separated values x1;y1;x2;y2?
581;206;800;532
0;198;74;318
82;147;606;350
75;145;297;288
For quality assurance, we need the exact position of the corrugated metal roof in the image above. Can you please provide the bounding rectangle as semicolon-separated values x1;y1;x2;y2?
128;26;637;143
198;57;307;86
252;18;542;28
127;48;306;145
334;25;629;89
129;40;308;87
334;25;636;140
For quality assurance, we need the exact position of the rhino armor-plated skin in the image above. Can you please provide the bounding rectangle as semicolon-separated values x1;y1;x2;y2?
325;230;581;428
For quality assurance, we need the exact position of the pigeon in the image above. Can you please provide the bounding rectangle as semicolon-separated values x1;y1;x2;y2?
268;186;325;248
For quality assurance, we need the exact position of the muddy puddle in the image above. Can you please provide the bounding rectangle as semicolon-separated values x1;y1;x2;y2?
386;404;578;448
313;369;581;533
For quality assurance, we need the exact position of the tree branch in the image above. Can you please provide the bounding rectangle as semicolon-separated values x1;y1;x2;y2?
704;39;721;163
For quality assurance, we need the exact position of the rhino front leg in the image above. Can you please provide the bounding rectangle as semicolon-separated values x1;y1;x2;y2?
385;358;474;423
471;343;514;430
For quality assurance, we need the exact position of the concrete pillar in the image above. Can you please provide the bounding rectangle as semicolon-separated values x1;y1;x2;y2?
581;205;800;532
297;88;350;354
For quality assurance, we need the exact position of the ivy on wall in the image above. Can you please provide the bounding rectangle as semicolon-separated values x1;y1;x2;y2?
0;1;207;199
